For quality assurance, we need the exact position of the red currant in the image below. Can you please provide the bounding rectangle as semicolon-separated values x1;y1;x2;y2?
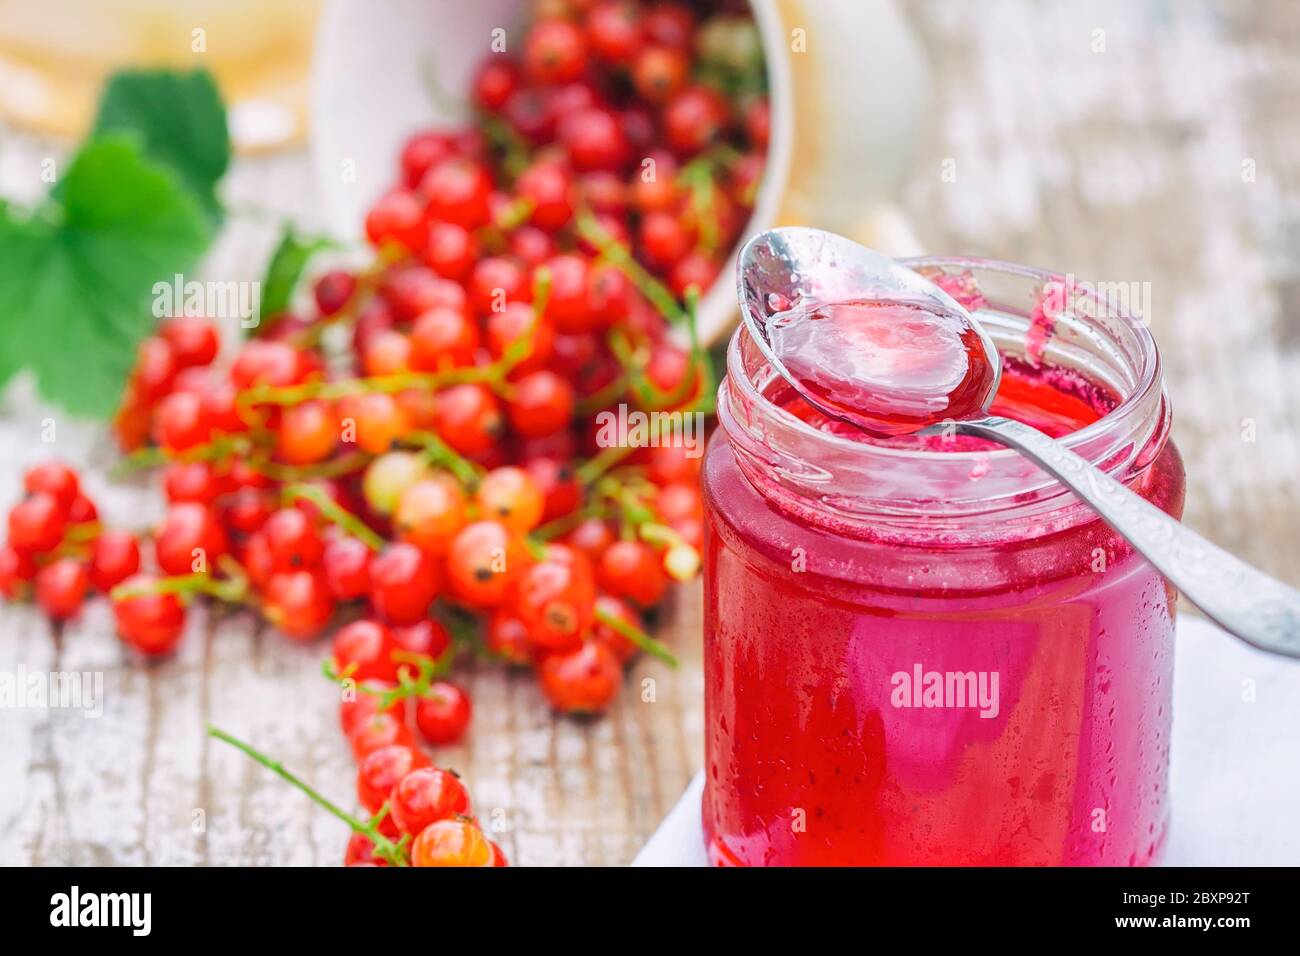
23;462;80;512
469;256;530;315
486;610;533;665
411;818;494;867
263;569;334;640
415;681;472;745
277;399;338;464
113;575;187;655
155;503;228;576
8;492;67;553
261;508;324;572
516;162;575;232
435;384;505;455
341;392;410;455
663;85;729;155
506;370;575;438
357;744;429;813
132;336;178;401
394;477;467;557
35;558;90;621
66;492;99;525
88;530;142;592
421;157;493;230
160;316;219;368
446;520;526;609
424;220;478;281
365;188;428;251
514;544;596;651
410;307;480;370
368;542;441;625
524;19;588;84
400;130;456;189
152;390;212;452
557;107;629;172
339;679;396;736
313;270;357;316
392;768;472;838
162;460;221;504
538;640;623;714
230;340;312;390
598;539;668;607
586;1;642;64
474;467;544;533
632;45;688;103
472;58;520;111
333;619;399;683
349;710;415;760
344;832;385;867
644;2;694;49
321;535;372;600
0;545;36;599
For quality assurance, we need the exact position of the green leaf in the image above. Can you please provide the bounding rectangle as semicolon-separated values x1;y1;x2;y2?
88;69;230;222
257;225;336;327
0;137;211;417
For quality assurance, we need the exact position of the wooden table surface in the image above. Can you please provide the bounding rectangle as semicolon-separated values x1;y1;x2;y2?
2;0;1298;865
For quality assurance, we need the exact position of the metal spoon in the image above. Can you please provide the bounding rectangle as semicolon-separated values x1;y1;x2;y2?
737;226;1300;659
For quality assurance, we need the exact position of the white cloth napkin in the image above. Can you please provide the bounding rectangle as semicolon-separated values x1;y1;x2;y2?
633;616;1300;866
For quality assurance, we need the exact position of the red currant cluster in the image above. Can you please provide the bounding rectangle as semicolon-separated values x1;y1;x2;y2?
3;2;755;723
374;0;768;309
1;462;140;623
340;673;505;866
211;724;506;867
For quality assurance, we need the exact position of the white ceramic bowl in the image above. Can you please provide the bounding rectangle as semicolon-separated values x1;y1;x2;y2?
310;0;929;344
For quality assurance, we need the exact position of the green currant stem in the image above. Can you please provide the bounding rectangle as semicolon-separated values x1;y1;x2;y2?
594;477;660;543
479;114;531;179
678;158;721;255
111;433;254;478
495;195;536;232
285;483;385;552
324;649;450;710
249;452;372;482
575;372;629;416
522;535;548;561
574;444;636;487
207;725;408;867
607;328;665;408
111;569;250;606
576;211;689;325
530;504;599;542
63;521;103;545
594;605;679;668
529;266;552;328
639;522;701;582
405;431;484;488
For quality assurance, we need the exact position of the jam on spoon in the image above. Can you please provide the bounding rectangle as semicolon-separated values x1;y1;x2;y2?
765;295;999;438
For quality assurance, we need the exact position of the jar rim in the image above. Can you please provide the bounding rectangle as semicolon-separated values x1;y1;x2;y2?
718;255;1171;531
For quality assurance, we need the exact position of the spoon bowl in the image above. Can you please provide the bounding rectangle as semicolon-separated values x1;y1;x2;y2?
736;228;1002;435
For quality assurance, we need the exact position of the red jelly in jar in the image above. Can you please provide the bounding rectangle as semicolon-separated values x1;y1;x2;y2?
702;258;1185;866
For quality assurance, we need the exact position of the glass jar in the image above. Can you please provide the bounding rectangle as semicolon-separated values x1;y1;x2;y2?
702;257;1185;866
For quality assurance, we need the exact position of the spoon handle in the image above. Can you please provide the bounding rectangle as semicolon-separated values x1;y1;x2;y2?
958;416;1300;659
